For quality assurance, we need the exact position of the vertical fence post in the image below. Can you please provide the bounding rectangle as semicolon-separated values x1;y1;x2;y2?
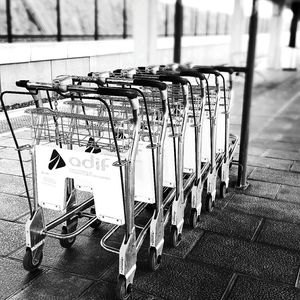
216;12;219;35
206;11;210;35
165;4;169;36
194;8;198;36
174;0;183;63
94;0;98;40
237;0;258;188
6;0;12;43
56;0;62;41
123;0;127;39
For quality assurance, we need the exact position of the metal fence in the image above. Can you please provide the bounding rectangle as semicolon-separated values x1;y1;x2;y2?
1;0;130;43
0;0;270;43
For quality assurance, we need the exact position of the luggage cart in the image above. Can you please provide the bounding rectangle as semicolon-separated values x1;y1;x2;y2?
129;68;196;246
69;73;169;273
142;66;218;215
1;80;142;300
95;68;190;247
192;66;239;200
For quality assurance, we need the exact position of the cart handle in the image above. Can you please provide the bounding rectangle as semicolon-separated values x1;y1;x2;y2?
132;78;167;90
192;66;221;76
16;80;53;90
67;85;139;99
178;69;206;80
158;74;188;85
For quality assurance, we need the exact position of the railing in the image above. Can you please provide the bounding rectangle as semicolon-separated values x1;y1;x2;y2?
0;0;271;43
2;0;130;43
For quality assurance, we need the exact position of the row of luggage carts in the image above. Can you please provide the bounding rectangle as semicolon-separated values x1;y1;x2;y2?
1;64;239;300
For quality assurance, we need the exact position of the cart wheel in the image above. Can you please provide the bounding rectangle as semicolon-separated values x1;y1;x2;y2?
189;209;198;228
205;194;213;213
59;216;78;249
149;247;161;271
170;226;181;248
116;276;131;300
90;207;101;229
220;181;228;199
23;247;43;272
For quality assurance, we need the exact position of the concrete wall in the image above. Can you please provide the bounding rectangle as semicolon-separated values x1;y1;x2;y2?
0;33;270;105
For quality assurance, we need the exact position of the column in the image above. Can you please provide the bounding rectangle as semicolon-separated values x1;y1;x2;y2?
132;0;158;66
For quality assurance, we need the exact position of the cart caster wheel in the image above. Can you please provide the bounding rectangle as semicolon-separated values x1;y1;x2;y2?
89;208;101;229
220;181;228;199
59;216;78;249
189;209;199;228
149;247;161;271
116;276;132;300
205;194;213;213
23;247;43;272
170;226;182;248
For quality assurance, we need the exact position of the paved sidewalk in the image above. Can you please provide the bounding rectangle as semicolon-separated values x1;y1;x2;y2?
0;69;300;299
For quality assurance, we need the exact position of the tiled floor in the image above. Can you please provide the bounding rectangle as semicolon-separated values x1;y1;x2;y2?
0;69;300;299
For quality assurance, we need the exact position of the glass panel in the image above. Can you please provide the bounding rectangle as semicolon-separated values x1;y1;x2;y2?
183;7;194;36
0;0;7;35
61;0;95;35
157;2;166;36
197;11;207;35
167;4;174;36
98;0;123;36
126;0;132;36
207;12;217;35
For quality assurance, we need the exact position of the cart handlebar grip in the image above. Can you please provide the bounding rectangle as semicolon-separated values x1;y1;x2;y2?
213;66;234;74
16;80;29;88
67;85;138;99
132;78;167;90
192;66;221;76
179;69;206;80
224;66;247;73
97;87;139;99
158;74;188;85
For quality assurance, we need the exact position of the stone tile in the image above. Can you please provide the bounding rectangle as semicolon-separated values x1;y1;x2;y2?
188;232;300;285
247;156;293;171
0;146;31;161
276;184;300;204
0;220;25;256
250;141;300;152
291;161;300;173
0;173;31;195
11;235;117;280
0;194;30;221
228;275;300;300
277;135;300;144
241;180;280;199
102;255;232;300
79;280;164;300
249;168;300;187
229;165;255;187
226;194;300;224
0;257;41;299
198;209;260;241
9;269;92;300
257;219;300;251
264;149;300;161
163;226;205;259
0;159;31;176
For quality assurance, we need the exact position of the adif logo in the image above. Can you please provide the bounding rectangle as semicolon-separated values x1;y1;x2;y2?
48;150;66;170
69;156;110;171
48;149;110;172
